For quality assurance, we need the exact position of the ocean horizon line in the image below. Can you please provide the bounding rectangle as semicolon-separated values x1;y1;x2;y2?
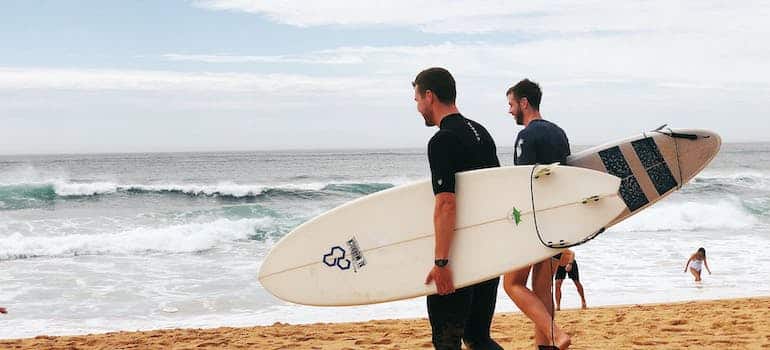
2;141;769;158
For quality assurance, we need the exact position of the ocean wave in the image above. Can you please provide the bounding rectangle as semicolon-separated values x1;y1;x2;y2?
54;180;118;196
0;180;397;209
321;183;393;194
0;218;273;261
613;199;761;232
681;171;770;196
691;171;770;185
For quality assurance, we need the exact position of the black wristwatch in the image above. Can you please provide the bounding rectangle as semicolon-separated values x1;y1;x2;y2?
434;259;449;267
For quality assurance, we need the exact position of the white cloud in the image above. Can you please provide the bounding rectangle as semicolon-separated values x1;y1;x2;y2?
162;53;364;65
186;1;770;91
3;1;769;154
163;35;770;89
194;0;659;32
194;0;513;29
193;0;770;36
0;67;401;96
6;0;770;152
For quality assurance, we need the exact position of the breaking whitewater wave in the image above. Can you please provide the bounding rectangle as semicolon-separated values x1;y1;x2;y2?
612;199;762;232
0;180;398;210
0;217;274;261
683;171;770;195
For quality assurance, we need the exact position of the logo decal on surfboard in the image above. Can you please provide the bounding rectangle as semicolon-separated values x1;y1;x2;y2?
346;236;367;272
322;246;351;270
322;237;366;272
510;207;522;226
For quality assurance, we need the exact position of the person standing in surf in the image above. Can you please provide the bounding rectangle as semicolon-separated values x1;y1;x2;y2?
554;249;587;311
684;247;711;282
502;79;572;350
414;67;503;350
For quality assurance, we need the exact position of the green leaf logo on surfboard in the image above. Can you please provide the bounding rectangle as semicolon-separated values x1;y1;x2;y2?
511;207;522;226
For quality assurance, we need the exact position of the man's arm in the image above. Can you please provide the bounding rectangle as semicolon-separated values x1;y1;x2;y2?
424;131;459;295
425;192;456;295
433;192;456;260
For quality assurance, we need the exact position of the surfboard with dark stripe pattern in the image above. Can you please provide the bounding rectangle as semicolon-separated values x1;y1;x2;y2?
567;128;721;226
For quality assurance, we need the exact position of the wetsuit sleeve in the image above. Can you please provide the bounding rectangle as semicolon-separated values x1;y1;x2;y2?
428;132;459;194
516;132;538;165
490;141;501;167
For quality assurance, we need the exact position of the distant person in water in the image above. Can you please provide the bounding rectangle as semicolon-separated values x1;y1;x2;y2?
554;249;587;311
684;247;711;282
0;307;7;314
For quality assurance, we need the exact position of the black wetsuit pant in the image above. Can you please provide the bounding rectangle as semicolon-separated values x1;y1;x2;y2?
427;277;503;350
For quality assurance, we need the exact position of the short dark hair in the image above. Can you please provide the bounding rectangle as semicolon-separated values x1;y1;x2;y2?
506;79;542;111
412;67;456;104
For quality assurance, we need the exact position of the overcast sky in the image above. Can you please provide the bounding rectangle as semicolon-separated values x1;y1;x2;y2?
1;1;768;155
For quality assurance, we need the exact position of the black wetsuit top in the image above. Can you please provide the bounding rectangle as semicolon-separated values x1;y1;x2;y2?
513;119;571;166
428;114;500;194
426;113;504;350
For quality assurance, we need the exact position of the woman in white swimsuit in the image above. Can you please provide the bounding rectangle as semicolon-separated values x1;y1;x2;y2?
684;247;711;282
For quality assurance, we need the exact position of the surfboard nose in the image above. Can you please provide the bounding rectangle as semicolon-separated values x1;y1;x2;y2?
699;129;721;149
669;129;722;183
701;130;721;157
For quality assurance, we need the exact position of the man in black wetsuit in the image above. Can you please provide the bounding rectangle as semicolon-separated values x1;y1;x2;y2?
413;67;503;350
500;79;572;350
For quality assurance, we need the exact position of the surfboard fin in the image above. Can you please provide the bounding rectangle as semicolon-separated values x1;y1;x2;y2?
533;163;560;179
544;227;606;248
545;239;569;247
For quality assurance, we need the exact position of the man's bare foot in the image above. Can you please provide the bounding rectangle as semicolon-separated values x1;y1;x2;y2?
581;302;587;309
556;330;571;349
556;305;561;311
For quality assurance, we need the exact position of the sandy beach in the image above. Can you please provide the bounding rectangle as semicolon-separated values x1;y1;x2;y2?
1;297;768;349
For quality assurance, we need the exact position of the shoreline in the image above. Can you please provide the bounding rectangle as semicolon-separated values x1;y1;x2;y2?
2;296;768;349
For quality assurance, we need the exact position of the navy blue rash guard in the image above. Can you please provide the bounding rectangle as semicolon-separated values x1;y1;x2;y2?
514;119;570;166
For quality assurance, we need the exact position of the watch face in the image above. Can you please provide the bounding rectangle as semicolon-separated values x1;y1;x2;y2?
435;259;448;267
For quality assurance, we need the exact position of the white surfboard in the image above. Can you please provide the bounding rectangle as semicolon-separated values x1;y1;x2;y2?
259;165;626;306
